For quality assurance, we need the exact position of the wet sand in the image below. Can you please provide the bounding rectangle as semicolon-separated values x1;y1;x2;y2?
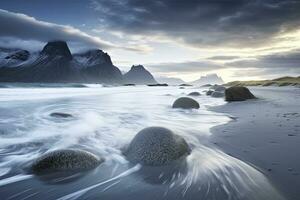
210;86;300;200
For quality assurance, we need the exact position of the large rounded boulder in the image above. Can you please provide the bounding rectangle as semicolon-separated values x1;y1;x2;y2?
172;97;199;109
125;127;191;166
225;86;256;102
31;149;103;174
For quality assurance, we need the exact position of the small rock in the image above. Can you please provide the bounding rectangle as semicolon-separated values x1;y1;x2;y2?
201;84;212;87
214;86;226;92
188;92;201;96
206;90;213;96
211;91;225;98
148;83;168;87
50;112;73;118
123;84;136;86
179;84;192;87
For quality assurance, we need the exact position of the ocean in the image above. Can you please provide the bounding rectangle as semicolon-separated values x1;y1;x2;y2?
0;84;283;200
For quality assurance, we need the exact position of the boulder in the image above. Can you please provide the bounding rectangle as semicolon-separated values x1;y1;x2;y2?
31;149;103;174
211;91;225;98
188;92;201;96
225;86;256;102
125;127;191;166
172;97;200;109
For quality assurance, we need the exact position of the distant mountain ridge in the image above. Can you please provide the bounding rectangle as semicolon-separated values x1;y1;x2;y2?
156;76;185;85
0;41;123;83
190;74;224;85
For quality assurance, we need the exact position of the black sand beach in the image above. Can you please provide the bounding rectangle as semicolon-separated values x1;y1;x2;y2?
210;86;300;200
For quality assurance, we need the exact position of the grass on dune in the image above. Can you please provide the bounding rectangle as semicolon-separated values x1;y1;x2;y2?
225;76;300;87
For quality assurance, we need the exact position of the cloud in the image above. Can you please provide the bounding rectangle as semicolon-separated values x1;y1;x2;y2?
146;60;223;74
0;9;147;52
90;0;300;49
207;56;240;61
144;49;300;79
227;49;300;69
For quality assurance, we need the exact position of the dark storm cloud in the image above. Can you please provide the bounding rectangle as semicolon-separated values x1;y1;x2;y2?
227;49;300;78
145;49;300;75
229;66;299;80
0;9;114;49
0;9;146;52
91;0;300;48
228;49;300;70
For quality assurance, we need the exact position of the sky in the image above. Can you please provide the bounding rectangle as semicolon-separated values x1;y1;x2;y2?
0;0;299;82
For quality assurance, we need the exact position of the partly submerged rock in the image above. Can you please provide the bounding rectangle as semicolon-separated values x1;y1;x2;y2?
214;86;226;92
179;84;192;87
225;86;256;102
211;91;225;98
125;127;191;166
123;83;136;86
188;92;201;96
31;149;103;174
147;83;168;87
172;97;200;109
201;84;212;87
206;90;213;96
210;84;225;90
50;112;73;118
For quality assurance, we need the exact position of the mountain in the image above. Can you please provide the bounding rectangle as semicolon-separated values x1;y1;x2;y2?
190;73;224;85
0;47;38;68
123;65;157;85
74;49;123;83
156;76;185;85
0;41;123;83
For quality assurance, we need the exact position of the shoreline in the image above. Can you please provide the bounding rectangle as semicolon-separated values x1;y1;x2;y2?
209;86;300;200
